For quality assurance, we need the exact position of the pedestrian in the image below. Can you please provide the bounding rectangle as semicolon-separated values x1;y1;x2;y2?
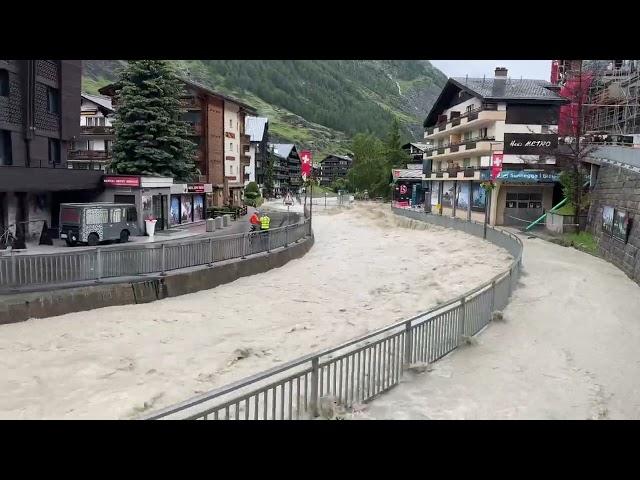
249;210;261;232
260;212;271;250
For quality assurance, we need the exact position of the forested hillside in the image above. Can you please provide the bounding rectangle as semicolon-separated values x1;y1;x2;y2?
82;60;447;156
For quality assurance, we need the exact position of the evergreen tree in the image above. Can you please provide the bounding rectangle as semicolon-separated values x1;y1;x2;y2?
111;60;198;181
385;117;410;168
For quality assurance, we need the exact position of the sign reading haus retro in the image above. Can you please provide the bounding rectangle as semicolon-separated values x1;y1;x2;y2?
503;133;558;155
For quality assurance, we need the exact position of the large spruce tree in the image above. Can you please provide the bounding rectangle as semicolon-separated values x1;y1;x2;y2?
111;60;198;181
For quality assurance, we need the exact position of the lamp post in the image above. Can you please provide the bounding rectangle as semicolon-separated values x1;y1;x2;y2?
484;142;502;239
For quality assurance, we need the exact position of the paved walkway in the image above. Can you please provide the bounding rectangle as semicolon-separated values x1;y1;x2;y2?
356;233;640;420
9;210;256;255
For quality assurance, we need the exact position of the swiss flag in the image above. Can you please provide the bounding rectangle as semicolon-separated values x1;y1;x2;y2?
300;150;312;179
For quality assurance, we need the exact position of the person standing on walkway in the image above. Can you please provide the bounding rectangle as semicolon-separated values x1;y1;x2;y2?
249;210;261;232
260;213;271;250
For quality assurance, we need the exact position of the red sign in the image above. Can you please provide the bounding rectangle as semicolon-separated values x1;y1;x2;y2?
491;152;504;180
300;150;312;179
103;176;140;187
393;169;401;178
399;185;408;195
187;184;205;193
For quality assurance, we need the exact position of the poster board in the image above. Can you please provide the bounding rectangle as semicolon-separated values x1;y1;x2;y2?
612;209;629;242
431;182;440;206
471;182;486;212
441;181;455;207
602;206;614;236
170;196;180;225
456;183;470;210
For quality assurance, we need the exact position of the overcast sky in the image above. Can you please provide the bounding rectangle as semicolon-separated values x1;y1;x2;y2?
430;60;552;80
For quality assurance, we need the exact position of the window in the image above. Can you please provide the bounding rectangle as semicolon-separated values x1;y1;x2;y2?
505;192;542;209
126;207;137;222
0;130;12;166
230;165;234;174
229;119;232;128
479;128;488;138
48;138;61;164
110;208;123;223
464;131;472;141
47;87;60;114
465;105;473;113
98;117;106;126
0;69;9;97
463;158;471;168
229;142;233;150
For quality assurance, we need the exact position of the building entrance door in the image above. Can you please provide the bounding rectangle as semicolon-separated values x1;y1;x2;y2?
504;191;544;227
152;195;165;231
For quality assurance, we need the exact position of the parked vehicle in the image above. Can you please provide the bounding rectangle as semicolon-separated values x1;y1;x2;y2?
59;203;139;247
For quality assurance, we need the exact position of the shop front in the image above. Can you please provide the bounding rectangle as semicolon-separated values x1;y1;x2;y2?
392;169;424;208
169;183;212;227
492;170;558;227
428;179;488;222
99;175;173;234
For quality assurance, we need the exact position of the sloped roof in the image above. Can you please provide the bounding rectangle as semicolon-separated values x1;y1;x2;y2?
245;116;268;142
81;93;114;113
451;77;563;100
402;142;430;151
320;154;352;163
270;144;296;159
424;76;567;127
392;169;423;180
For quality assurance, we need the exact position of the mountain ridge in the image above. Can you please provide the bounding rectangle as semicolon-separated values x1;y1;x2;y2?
82;60;447;157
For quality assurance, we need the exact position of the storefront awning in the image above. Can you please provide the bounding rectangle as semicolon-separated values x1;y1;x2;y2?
496;170;560;183
392;169;423;182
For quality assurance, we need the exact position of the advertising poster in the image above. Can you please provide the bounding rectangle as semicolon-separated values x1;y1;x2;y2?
193;195;204;221
471;182;486;211
612;209;629;242
170;196;180;225
431;182;440;206
181;195;193;223
441;181;455;207
456;182;470;210
491;152;504;179
142;195;152;215
602;206;614;235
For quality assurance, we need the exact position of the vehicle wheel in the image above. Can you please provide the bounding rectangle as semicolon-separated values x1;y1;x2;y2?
87;233;99;246
65;238;77;247
119;230;130;243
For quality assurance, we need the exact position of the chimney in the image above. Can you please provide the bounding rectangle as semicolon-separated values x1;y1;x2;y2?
494;67;508;78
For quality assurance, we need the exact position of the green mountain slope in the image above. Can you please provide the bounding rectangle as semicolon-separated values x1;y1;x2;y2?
82;60;447;157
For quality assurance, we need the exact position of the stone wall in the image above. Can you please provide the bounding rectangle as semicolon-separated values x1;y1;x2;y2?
588;164;640;284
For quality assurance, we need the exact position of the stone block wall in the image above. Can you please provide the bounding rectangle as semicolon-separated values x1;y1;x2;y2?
588;164;640;284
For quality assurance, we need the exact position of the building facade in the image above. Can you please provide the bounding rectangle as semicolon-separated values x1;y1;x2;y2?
269;144;301;196
245;116;269;186
68;93;115;171
1;60;102;244
99;77;257;208
402;142;430;164
319;154;352;186
422;67;567;226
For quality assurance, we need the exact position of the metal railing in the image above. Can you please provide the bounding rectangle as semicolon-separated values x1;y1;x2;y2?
0;219;312;290
141;208;522;420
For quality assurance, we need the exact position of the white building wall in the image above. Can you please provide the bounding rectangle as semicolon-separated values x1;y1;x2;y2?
245;144;256;185
443;97;482;118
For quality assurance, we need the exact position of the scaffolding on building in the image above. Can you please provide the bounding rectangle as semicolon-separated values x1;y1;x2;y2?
583;60;640;135
552;60;640;136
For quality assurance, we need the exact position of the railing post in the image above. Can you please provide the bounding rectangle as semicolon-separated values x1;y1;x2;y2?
241;234;247;259
10;249;16;286
161;243;166;276
95;247;102;283
458;297;466;344
209;238;214;266
310;357;320;418
490;280;496;319
267;231;271;253
508;267;513;297
284;225;289;247
404;321;412;366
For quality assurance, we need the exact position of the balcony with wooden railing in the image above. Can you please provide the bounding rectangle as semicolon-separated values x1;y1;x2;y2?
80;125;115;136
68;150;111;160
180;96;202;110
424;104;504;139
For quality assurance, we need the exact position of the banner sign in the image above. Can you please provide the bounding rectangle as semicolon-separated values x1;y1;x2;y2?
503;133;558;155
300;150;312;180
187;184;205;193
491;151;504;180
103;176;140;187
496;170;560;183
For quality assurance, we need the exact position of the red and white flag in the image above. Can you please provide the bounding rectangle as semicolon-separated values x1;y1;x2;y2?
491;151;503;180
300;150;312;180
